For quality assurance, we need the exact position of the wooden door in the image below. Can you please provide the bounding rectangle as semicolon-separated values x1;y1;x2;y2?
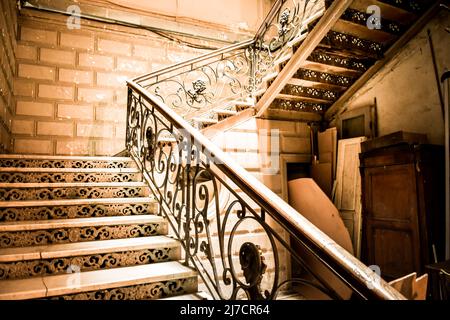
362;163;422;280
334;137;366;258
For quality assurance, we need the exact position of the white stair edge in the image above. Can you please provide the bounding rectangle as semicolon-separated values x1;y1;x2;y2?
0;261;196;300
0;167;140;173
0;197;155;208
192;117;218;124
213;109;237;115
0;236;179;262
0;215;165;232
0;154;132;161
0;182;148;188
231;99;255;107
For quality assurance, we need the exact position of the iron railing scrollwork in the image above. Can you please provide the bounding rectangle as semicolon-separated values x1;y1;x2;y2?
126;81;406;300
126;0;405;300
132;0;325;124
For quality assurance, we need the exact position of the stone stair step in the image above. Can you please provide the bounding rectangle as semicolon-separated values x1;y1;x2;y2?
0;170;141;183
0;235;178;262
0;236;181;280
0;155;136;169
0;167;140;173
213;108;237;116
0;155;133;161
0;215;165;232
0;182;147;188
0;183;150;201
0;198;158;222
0;215;167;248
0;261;197;300
193;117;219;129
0;196;155;208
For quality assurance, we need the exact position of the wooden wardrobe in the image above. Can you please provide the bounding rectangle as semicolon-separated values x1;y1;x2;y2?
360;140;445;281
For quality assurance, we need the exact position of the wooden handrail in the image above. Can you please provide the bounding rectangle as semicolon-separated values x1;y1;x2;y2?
127;79;406;300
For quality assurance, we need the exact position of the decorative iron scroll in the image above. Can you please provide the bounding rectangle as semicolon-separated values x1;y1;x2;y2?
0;248;175;280
0;203;155;221
0;186;147;201
0;224;162;248
133;0;325;119
50;278;197;300
126;88;340;300
0;159;135;168
138;49;253;119
0;172;140;183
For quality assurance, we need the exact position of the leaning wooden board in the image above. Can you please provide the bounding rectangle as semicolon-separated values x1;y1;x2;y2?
288;178;353;300
334;137;367;258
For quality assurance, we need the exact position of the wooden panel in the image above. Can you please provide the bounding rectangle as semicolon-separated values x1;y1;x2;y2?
334;137;366;257
362;163;422;279
368;164;417;221
388;273;428;300
371;227;418;279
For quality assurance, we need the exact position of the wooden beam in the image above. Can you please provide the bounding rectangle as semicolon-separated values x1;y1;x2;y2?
255;0;354;117
325;2;442;121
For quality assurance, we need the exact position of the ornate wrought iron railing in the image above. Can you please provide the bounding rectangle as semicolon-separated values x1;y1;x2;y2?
132;0;325;124
126;0;405;300
126;80;405;300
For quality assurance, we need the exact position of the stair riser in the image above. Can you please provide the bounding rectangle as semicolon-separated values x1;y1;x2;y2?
0;223;167;248
0;159;136;169
0;187;150;201
0;172;142;183
49;277;198;300
0;247;180;280
0;203;158;222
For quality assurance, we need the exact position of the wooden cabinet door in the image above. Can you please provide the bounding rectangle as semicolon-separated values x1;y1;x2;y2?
334;137;366;258
362;163;422;280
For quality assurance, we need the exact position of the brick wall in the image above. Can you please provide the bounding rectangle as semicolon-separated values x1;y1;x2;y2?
12;9;212;155
203;117;312;294
0;0;18;153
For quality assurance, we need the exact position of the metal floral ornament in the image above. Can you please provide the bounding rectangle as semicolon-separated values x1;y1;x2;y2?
278;8;291;37
187;79;207;105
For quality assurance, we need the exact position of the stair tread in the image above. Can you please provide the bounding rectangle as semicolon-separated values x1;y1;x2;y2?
0;182;148;188
213;109;237;115
0;197;155;208
0;236;178;262
0;167;139;173
232;100;255;107
0;261;196;300
0;154;132;161
0;215;164;232
192;117;218;123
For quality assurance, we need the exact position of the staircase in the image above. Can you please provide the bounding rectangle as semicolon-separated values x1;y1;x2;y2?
258;0;438;120
0;0;438;301
0;154;203;300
